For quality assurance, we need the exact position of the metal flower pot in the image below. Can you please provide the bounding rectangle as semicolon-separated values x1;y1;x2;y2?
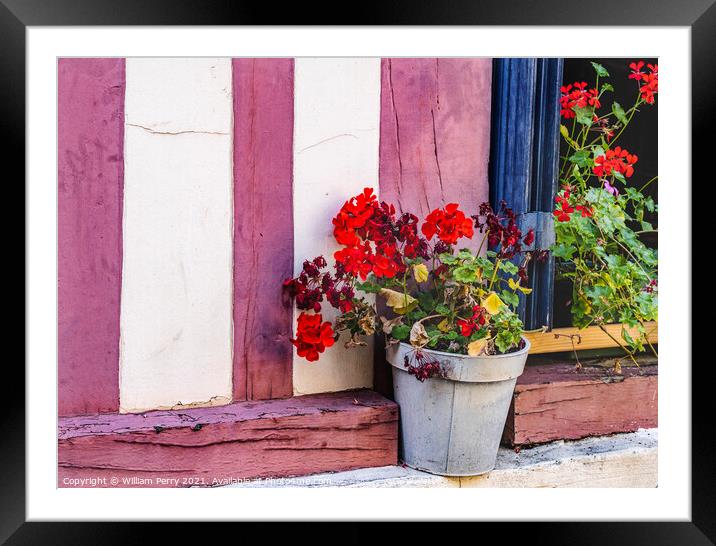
386;338;530;476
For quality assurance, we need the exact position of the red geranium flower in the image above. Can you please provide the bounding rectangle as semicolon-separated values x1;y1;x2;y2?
575;204;593;218
457;305;487;337
523;229;535;246
290;312;336;362
332;187;378;246
639;65;658;105
629;61;645;80
629;61;658;105
593;146;638;178
559;81;600;118
553;199;574;222
370;242;405;279
422;203;474;244
334;242;373;280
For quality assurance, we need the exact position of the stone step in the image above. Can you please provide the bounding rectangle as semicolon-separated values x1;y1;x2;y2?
223;428;657;488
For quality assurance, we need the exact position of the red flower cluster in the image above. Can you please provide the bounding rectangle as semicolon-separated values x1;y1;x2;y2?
332;188;429;282
553;198;574;222
403;351;444;382
644;279;658;294
332;188;378;246
457;305;487;337
593;146;638;178
472;202;532;259
629;61;658;105
553;187;593;223
290;312;336;362
283;255;355;313
559;81;600;119
421;203;474;244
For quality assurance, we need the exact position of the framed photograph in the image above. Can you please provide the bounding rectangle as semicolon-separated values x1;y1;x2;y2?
12;0;707;541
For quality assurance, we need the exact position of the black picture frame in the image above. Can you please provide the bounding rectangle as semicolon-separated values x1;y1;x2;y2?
7;0;707;542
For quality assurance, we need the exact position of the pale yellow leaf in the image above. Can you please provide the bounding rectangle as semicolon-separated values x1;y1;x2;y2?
379;288;417;315
467;339;487;356
482;292;505;315
437;318;451;332
413;263;429;283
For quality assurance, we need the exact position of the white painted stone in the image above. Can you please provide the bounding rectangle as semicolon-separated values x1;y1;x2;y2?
292;58;381;395
223;429;658;488
119;58;234;413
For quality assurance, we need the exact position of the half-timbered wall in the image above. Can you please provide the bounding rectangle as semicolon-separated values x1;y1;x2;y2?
58;57;493;416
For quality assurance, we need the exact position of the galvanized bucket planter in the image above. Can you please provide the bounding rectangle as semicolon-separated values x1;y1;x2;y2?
386;338;530;476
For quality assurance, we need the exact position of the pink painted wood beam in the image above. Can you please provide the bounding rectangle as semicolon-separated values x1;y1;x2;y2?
232;59;295;401
379;58;493;218
502;362;658;447
58;59;125;416
58;389;398;487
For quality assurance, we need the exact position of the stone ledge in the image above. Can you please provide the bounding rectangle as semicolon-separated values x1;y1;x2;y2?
223;428;657;488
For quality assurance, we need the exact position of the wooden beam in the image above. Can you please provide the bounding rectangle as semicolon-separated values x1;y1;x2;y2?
525;321;658;354
232;58;295;401
501;361;657;447
58;58;125;416
58;390;398;487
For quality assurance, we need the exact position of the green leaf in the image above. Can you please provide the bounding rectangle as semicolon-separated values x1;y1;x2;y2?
499;260;519;275
591;62;610;77
391;325;410;340
439;253;458;264
495;330;520;354
453;266;478;284
574;106;595;126
355;281;382;294
568;149;592;168
560;124;570;138
640;221;654;232
417;292;436;312
600;82;614;93
500;290;520;308
457;249;474;261
552;243;576;260
612;102;628;124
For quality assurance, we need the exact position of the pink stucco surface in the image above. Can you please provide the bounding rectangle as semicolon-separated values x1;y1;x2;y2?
58;59;125;416
379;58;492;218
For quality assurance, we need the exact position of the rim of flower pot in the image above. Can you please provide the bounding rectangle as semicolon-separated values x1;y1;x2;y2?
394;336;531;359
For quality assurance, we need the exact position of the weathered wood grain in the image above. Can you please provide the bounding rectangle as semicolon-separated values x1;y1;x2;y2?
502;362;657;447
379;58;492;218
58;58;125;416
525;322;658;354
232;59;295;401
58;390;398;487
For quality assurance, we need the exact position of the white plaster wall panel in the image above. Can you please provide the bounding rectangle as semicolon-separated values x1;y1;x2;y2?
292;58;381;395
123;58;232;134
120;58;234;413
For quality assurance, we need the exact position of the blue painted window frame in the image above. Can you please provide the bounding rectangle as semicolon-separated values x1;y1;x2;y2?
489;58;563;329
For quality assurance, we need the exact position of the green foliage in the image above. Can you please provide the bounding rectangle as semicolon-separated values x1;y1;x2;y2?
554;60;658;358
369;234;531;355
